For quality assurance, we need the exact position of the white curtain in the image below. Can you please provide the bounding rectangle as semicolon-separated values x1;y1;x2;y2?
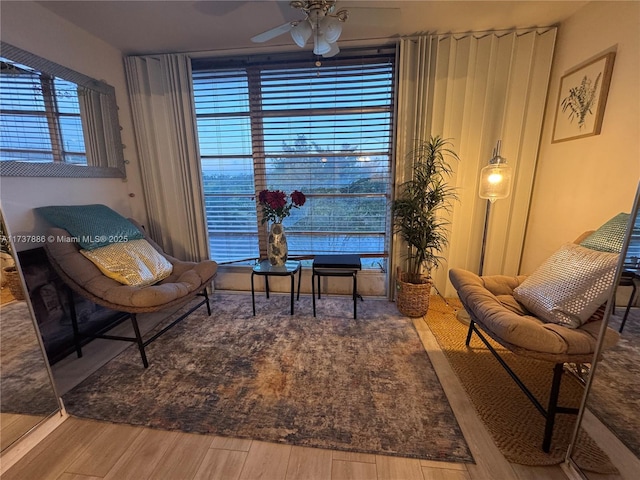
393;29;557;297
79;89;119;168
124;54;209;262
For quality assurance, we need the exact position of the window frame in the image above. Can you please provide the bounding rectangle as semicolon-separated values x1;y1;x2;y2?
192;47;396;268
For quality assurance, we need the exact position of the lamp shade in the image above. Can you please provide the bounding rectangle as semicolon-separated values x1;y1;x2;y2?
313;33;332;55
291;21;312;47
320;16;342;43
324;42;340;58
479;161;513;202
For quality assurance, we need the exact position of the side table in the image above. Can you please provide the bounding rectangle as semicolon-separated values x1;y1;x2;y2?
312;254;362;319
251;260;301;315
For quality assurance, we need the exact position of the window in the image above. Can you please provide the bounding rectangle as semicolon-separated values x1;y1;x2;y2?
192;49;395;267
0;58;86;165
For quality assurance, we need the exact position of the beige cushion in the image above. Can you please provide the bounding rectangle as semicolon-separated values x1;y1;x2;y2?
449;268;619;360
513;243;618;328
46;225;217;309
80;239;173;287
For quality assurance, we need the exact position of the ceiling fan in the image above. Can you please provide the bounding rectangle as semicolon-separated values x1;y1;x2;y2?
251;0;350;58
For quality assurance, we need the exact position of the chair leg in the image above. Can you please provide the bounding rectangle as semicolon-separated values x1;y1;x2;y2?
66;287;83;358
203;286;211;316
620;281;637;333
465;319;475;346
542;363;564;452
129;314;149;368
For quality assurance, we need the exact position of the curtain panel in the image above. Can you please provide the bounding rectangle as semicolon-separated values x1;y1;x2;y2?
393;29;557;297
124;54;210;262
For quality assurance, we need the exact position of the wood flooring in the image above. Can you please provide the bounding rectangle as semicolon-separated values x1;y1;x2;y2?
2;294;632;479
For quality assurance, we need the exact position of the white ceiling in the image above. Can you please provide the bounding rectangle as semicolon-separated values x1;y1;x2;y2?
37;0;588;56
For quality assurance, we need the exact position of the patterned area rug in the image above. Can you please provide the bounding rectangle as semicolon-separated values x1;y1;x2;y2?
589;309;640;459
425;296;617;473
62;293;473;463
1;300;60;416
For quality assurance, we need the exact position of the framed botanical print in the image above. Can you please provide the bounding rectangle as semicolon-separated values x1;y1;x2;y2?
552;51;616;143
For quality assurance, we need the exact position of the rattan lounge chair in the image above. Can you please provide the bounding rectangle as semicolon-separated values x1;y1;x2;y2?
44;219;217;368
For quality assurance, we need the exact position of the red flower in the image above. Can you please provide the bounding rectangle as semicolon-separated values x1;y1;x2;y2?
257;189;306;224
266;190;287;210
291;190;306;207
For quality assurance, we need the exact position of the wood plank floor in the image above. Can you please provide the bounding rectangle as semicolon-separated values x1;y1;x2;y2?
4;294;623;479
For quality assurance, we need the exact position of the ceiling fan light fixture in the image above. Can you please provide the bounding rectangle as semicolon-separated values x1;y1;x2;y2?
320;16;342;43
323;42;340;58
313;33;332;55
291;21;312;47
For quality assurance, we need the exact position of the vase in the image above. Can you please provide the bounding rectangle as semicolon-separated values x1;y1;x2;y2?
268;222;288;266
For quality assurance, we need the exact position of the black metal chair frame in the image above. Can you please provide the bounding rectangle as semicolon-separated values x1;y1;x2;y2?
465;319;579;453
617;271;638;333
66;286;212;368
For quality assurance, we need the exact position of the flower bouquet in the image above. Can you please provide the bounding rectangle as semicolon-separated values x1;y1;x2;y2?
258;189;306;224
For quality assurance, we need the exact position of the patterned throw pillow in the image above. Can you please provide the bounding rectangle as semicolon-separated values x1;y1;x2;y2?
81;239;173;287
513;243;618;328
580;212;630;253
36;204;144;250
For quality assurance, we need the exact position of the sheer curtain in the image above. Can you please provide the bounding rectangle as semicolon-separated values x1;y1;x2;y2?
124;54;209;262
79;89;119;169
393;29;557;297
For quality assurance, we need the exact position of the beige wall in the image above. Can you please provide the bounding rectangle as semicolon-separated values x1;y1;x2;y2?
521;1;640;273
0;1;147;250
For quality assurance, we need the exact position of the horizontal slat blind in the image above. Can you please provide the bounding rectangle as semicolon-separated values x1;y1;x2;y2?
194;70;258;263
192;49;395;266
0;59;86;164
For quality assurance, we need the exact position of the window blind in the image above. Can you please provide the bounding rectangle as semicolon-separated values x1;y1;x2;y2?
0;59;86;164
192;49;395;267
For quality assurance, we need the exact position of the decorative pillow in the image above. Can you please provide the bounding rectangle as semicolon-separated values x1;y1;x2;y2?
580;212;630;253
80;239;173;287
35;204;144;250
513;243;618;328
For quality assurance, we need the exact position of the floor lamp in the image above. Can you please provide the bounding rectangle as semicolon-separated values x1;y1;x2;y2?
478;140;513;275
457;140;513;325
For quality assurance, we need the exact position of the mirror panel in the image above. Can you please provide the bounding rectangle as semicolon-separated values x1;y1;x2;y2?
0;208;61;452
0;42;126;178
568;183;640;478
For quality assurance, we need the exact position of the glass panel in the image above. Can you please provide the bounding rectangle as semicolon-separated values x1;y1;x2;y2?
193;53;395;264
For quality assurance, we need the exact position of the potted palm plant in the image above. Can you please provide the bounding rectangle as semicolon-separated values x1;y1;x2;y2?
392;136;459;317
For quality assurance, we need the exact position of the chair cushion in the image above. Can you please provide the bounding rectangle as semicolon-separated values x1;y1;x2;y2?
35;204;144;250
513;243;618;328
449;268;619;360
46;226;217;309
80;239;173;287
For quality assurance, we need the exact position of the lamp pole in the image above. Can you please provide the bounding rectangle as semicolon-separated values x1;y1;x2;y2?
478;140;513;276
456;140;513;326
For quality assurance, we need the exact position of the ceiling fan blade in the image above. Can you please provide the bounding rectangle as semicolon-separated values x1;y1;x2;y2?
251;22;296;43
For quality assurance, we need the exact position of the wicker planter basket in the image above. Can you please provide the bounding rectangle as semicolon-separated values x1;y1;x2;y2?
3;266;25;301
396;268;432;317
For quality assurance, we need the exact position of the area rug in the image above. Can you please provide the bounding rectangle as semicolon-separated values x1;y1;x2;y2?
1;300;61;416
62;293;473;463
425;296;617;473
588;308;640;459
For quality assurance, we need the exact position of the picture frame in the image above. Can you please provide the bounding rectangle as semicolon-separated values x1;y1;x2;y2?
552;51;616;143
